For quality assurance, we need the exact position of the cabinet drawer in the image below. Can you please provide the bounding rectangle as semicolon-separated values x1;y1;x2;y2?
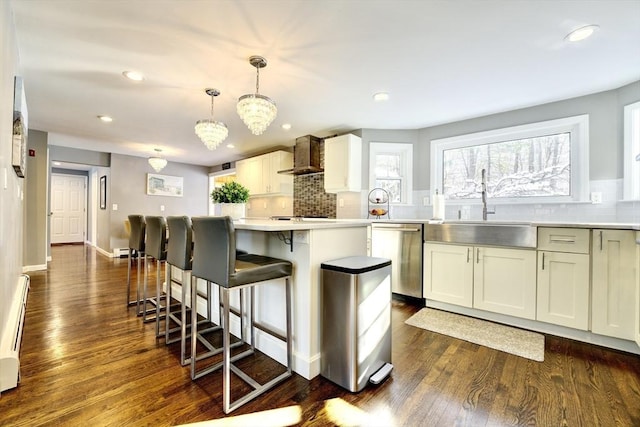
537;227;590;254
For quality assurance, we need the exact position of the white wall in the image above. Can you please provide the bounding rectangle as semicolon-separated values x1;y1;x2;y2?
0;1;26;343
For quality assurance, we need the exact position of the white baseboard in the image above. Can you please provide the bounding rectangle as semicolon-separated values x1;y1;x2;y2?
94;246;114;258
22;264;47;272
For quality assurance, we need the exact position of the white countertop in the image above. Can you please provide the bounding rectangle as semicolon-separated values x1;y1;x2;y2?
234;218;370;231
369;218;640;230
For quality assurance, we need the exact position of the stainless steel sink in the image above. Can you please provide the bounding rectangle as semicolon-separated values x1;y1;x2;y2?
424;221;537;248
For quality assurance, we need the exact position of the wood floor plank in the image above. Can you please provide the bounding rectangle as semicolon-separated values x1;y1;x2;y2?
0;244;639;426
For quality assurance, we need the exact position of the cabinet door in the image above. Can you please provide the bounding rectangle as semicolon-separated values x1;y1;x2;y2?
324;134;361;193
265;151;293;194
591;229;637;340
235;158;259;195
636;232;640;348
537;251;590;330
423;243;473;307
473;247;537;319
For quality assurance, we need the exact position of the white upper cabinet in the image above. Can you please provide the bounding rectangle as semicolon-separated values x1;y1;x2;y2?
236;150;293;196
324;134;362;193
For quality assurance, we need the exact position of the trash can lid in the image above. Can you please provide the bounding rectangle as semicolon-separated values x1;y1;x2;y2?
321;256;391;274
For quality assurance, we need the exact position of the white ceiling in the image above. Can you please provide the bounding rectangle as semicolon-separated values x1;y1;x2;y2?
11;0;640;167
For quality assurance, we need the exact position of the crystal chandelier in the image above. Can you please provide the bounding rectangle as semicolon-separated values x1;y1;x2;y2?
148;149;167;172
195;88;228;150
237;56;277;135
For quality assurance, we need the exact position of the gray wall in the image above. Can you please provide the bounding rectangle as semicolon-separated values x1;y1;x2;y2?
417;80;640;188
109;154;210;251
0;1;25;345
50;145;110;167
24;130;48;268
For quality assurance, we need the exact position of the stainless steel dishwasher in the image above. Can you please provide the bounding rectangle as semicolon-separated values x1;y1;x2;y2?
371;222;423;300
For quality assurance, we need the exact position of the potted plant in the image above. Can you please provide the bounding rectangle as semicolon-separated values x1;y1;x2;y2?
210;181;250;219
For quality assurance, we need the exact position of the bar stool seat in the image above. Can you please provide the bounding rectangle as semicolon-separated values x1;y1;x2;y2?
191;216;293;414
126;215;146;314
144;216;168;335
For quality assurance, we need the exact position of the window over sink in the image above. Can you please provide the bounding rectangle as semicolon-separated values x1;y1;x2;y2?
431;115;589;203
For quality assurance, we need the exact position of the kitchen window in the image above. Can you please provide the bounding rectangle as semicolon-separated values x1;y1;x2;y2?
369;142;413;204
431;115;589;203
623;101;640;200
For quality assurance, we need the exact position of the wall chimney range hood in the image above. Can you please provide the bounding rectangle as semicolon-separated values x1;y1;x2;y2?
277;135;324;175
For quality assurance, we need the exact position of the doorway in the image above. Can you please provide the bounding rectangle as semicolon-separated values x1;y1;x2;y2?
50;173;87;244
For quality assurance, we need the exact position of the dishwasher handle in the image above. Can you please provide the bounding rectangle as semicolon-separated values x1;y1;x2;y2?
372;225;422;233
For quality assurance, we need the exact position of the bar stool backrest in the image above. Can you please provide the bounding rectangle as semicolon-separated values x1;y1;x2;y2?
145;216;167;260
128;215;146;251
166;216;193;270
191;216;235;287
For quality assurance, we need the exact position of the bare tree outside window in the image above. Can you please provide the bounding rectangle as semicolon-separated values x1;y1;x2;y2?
443;133;571;199
375;154;403;203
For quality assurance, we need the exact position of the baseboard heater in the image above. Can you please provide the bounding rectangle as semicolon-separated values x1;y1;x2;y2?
0;274;30;393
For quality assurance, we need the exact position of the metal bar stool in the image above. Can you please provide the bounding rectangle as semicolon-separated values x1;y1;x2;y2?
126;215;146;314
144;216;168;335
165;215;215;365
191;216;293;414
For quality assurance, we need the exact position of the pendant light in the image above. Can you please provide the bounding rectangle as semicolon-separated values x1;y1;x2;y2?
237;56;277;135
195;88;229;150
148;148;167;172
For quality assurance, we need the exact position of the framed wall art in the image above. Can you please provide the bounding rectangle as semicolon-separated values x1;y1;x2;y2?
146;173;183;197
12;76;28;178
99;175;107;209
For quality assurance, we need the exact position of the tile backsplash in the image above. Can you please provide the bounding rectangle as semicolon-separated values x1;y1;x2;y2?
293;173;336;217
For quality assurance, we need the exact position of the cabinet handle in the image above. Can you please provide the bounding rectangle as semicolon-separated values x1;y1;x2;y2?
600;231;603;251
541;252;545;270
550;237;576;243
476;248;480;264
467;247;470;263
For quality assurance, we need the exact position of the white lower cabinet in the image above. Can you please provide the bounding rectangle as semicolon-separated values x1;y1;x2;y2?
473;246;537;320
591;229;637;340
424;243;473;307
536;251;590;330
424;243;536;319
536;227;591;330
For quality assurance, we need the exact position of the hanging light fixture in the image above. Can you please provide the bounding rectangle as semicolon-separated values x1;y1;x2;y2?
148;148;167;172
237;55;277;135
195;88;229;150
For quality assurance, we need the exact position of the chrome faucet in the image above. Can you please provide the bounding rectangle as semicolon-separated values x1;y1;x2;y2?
481;168;495;220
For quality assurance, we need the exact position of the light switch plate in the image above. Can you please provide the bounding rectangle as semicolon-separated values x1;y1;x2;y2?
112;203;118;211
590;192;602;204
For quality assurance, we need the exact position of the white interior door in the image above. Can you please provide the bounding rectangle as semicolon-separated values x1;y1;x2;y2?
51;174;87;244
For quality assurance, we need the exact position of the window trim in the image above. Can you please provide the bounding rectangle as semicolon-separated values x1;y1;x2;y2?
623;101;640;200
369;142;413;205
430;114;590;204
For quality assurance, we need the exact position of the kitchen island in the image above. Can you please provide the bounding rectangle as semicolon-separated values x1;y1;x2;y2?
179;218;370;380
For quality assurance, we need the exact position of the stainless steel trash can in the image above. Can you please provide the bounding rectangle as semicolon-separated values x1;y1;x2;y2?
320;256;392;392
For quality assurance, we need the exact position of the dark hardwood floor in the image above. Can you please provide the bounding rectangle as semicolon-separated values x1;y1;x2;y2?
1;244;639;426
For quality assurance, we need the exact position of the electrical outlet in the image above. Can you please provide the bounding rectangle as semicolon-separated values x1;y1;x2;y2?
590;192;602;204
160;205;165;211
423;196;429;206
339;198;344;207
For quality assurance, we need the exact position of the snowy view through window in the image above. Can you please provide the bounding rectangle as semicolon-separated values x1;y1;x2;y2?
443;132;571;199
375;153;402;203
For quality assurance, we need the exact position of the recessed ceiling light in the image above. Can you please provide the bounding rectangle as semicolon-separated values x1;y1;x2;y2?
98;115;113;122
281;123;292;130
373;92;389;102
226;144;235;148
53;161;62;166
122;70;144;81
565;24;599;42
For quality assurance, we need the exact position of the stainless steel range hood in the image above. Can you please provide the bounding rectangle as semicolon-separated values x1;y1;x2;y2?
277;135;324;175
